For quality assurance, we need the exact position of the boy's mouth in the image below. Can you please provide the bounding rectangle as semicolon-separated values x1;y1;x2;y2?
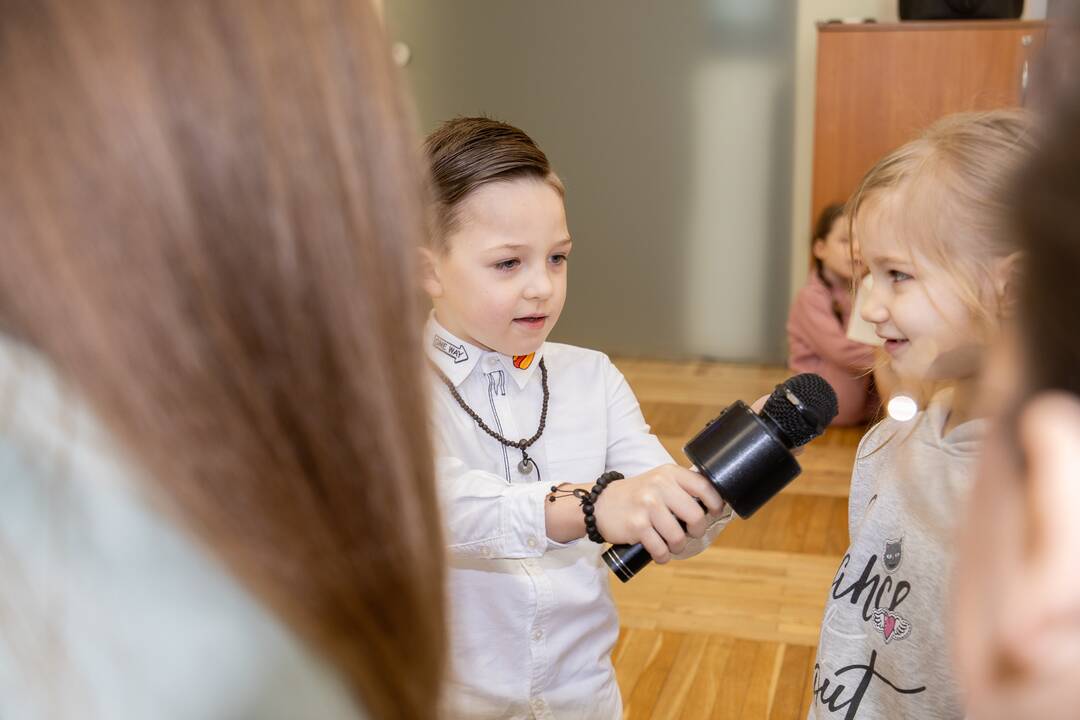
513;315;548;330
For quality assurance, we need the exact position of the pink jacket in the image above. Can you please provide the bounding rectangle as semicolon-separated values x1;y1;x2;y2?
787;271;877;425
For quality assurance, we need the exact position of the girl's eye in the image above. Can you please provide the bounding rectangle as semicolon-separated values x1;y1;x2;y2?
889;269;913;283
549;253;568;265
494;258;520;271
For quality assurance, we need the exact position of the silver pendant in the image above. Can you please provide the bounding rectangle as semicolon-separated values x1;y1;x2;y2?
518;457;533;474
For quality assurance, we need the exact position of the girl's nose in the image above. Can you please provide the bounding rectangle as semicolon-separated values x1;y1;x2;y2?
860;278;889;325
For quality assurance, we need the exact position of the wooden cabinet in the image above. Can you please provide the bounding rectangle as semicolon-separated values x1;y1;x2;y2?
811;20;1046;223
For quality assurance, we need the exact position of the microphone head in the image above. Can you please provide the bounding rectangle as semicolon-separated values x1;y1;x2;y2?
761;373;838;447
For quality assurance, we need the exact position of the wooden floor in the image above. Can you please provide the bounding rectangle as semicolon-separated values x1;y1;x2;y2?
610;358;865;720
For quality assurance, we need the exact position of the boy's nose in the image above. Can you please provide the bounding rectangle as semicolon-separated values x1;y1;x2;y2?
524;269;554;300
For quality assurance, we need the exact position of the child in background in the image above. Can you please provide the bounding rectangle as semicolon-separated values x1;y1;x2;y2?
420;117;730;719
809;109;1034;719
788;203;878;425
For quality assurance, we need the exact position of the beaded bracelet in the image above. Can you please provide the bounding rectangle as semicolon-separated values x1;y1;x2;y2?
548;470;624;544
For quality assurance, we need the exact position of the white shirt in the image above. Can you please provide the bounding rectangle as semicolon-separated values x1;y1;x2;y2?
427;317;730;720
0;334;362;720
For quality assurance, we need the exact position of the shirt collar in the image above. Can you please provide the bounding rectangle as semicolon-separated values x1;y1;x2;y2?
424;314;544;390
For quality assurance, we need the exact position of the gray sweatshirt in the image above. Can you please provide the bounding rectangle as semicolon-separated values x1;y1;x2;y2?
809;390;984;720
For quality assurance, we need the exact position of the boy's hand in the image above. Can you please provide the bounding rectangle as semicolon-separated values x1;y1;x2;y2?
594;464;723;564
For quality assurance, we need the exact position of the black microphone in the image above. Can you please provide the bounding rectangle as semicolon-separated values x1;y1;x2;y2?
603;373;838;582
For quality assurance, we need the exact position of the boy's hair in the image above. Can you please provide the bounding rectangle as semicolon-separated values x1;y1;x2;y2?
424;117;564;250
847;109;1036;339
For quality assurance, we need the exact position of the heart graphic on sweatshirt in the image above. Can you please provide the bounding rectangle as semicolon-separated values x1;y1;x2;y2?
871;608;911;644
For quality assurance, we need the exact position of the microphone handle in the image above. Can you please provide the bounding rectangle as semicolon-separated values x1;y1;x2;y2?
603;540;654;583
602;500;707;583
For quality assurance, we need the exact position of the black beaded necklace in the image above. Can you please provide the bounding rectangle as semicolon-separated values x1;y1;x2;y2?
432;357;549;475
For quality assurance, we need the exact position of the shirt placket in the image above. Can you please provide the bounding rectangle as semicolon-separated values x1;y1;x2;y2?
524;553;556;716
483;366;513;481
481;356;556;710
482;358;526;482
483;369;520;481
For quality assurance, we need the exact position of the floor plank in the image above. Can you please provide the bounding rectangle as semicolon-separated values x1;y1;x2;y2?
610;358;861;719
769;645;815;720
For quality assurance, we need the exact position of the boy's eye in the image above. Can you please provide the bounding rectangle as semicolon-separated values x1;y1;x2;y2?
889;269;913;283
549;253;568;265
493;258;520;271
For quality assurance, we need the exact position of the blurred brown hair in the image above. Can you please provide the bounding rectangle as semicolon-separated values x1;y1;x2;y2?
1013;21;1080;399
0;1;444;717
424;116;563;249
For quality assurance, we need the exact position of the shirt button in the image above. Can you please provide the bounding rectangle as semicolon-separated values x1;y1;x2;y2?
527;537;537;549
533;629;543;641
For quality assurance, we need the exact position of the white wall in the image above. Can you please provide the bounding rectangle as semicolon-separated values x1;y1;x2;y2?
388;0;1047;362
682;55;792;358
389;1;799;362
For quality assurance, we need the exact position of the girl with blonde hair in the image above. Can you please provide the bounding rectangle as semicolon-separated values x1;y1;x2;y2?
809;109;1034;719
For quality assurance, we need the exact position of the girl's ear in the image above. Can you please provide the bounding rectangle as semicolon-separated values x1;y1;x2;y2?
994;251;1024;316
812;238;827;261
418;247;444;299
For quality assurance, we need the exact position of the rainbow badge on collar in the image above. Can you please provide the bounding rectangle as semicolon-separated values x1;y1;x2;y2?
512;353;535;370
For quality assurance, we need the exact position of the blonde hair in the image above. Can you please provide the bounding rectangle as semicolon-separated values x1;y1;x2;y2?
848;110;1036;339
